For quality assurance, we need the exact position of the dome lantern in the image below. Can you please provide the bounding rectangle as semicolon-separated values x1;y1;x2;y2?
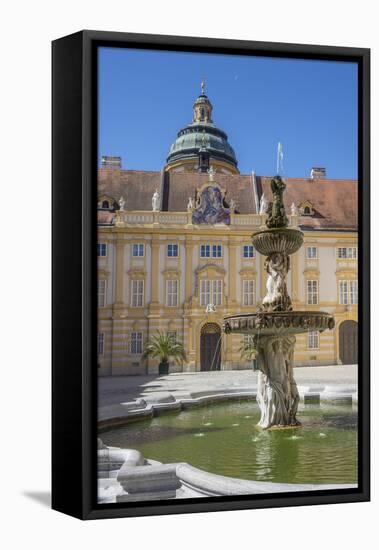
166;83;239;174
193;80;213;123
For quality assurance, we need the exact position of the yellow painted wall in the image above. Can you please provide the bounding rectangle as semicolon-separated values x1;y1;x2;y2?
97;212;358;375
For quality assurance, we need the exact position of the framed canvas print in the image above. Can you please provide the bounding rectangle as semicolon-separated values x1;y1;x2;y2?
52;30;370;520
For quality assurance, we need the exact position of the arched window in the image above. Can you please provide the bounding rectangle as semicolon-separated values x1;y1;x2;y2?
102;200;110;209
200;107;205;120
303;206;311;215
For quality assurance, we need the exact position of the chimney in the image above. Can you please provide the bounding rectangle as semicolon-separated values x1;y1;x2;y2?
101;155;122;169
310;167;326;179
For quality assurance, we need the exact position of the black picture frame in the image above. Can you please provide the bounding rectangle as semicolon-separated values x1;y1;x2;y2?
52;30;370;520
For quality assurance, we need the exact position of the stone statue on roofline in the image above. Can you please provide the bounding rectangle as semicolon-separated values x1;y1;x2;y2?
118;196;125;211
207;166;216;182
291;202;298;216
152;189;160;212
187;196;195;211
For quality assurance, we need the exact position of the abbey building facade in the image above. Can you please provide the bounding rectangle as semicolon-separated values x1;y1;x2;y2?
97;86;358;376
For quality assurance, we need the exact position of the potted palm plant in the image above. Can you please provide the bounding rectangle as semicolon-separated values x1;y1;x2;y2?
239;336;258;371
143;331;186;375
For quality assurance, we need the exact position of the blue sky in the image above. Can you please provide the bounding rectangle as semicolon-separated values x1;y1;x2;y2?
98;47;358;179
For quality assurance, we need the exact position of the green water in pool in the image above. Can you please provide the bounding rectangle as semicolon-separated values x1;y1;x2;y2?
100;401;357;484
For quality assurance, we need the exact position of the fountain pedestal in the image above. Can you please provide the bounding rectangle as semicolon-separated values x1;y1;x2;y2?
256;334;299;428
223;176;335;429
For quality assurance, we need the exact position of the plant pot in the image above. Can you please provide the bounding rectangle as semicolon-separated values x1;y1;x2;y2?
159;361;169;375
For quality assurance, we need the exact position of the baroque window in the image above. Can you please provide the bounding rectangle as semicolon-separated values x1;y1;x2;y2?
308;331;319;349
166;280;178;307
339;280;358;305
98;279;106;307
307;280;318;305
243;245;254;258
200;244;222;258
98;333;105;356
130;332;143;354
97;243;107;257
132;243;145;257
167;244;179;257
337;247;357;259
131;280;144;307
306;246;317;259
200;279;222;306
243;279;255;306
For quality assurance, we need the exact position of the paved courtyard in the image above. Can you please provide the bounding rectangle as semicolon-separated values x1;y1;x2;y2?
98;364;357;421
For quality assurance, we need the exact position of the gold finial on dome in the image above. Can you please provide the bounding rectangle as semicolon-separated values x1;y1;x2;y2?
201;79;205;95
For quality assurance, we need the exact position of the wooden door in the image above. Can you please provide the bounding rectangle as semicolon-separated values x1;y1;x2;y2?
200;324;221;371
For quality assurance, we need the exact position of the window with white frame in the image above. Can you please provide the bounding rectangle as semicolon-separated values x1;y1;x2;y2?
200;244;222;258
200;279;222;306
337;247;357;259
339;280;349;305
339;280;358;305
166;279;178;307
306;246;317;259
243;245;254;258
200;244;210;258
213;279;222;305
132;243;145;257
212;244;222;258
308;331;319;349
350;280;358;304
98;333;105;356
200;279;211;305
307;280;318;305
98;279;106;307
130;332;143;354
131;280;144;307
243;279;255;306
167;331;177;343
97;243;107;257
167;243;179;257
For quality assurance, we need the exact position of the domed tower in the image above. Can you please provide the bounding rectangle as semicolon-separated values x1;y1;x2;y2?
165;82;239;174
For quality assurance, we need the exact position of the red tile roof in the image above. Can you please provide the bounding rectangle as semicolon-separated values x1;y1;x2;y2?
98;168;358;231
258;176;357;231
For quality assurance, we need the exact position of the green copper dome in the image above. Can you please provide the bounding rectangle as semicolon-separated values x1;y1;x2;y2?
166;86;238;172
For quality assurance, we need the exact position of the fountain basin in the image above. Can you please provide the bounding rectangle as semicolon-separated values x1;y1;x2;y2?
252;228;304;256
100;401;357;486
223;311;335;336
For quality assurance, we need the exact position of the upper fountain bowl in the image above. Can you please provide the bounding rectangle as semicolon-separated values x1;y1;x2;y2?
223;311;335;337
252;228;304;257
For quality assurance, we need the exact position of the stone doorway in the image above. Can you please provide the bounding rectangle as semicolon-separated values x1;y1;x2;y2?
200;323;221;371
339;320;358;364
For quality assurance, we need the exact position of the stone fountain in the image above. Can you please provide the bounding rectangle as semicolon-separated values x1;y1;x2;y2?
223;175;335;429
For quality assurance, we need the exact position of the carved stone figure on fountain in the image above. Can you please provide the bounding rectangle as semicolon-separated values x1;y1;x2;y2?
261;252;292;312
255;335;293;428
266;175;289;229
